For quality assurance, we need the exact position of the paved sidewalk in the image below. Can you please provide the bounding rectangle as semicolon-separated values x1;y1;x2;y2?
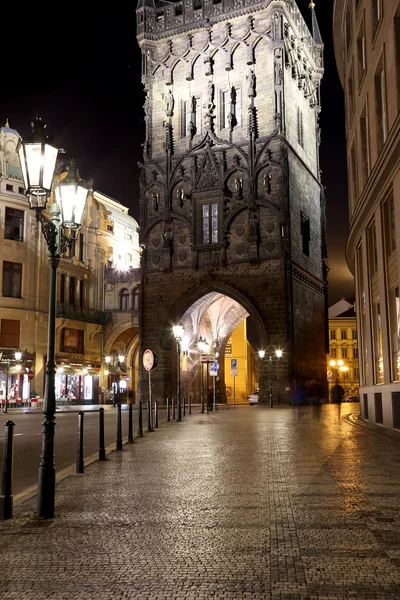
2;404;400;599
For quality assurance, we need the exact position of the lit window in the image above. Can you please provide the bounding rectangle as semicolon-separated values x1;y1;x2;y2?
202;202;218;244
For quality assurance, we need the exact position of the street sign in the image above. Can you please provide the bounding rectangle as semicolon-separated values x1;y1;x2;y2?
143;349;157;371
210;361;218;377
27;370;34;381
231;358;237;377
201;353;215;363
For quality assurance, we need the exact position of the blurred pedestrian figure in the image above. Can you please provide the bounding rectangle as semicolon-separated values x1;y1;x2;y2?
207;386;213;412
331;384;344;404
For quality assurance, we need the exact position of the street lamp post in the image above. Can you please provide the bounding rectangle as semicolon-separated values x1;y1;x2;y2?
18;116;90;519
259;348;283;408
173;325;184;422
105;354;125;407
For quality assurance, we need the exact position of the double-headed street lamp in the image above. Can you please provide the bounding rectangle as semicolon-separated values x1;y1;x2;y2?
105;354;125;406
173;325;184;422
329;359;348;385
0;350;22;413
197;336;208;414
259;348;283;408
18;115;90;519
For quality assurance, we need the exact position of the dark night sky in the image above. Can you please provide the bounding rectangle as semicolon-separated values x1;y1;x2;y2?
2;1;354;306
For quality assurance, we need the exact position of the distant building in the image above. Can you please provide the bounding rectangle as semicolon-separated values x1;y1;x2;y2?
0;121;140;406
327;299;359;400
333;1;400;428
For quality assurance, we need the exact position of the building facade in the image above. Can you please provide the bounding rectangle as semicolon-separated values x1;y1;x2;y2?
333;0;400;428
0;121;141;407
136;0;328;404
327;299;359;401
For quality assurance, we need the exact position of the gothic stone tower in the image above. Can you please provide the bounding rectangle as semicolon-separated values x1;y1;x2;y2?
136;0;327;404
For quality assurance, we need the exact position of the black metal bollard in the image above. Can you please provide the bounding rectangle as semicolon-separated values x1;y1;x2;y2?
0;421;15;520
183;396;186;417
147;400;152;432
167;397;170;422
128;403;134;443
155;400;159;428
76;412;84;474
189;395;192;415
172;396;176;420
138;400;143;437
116;403;123;450
99;408;106;461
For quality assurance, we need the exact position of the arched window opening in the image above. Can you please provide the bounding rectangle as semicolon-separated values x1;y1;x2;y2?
120;288;130;310
132;287;140;311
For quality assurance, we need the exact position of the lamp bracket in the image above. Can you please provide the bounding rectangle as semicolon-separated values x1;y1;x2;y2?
38;211;75;256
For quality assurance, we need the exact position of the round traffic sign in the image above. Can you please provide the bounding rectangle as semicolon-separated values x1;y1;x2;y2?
143;349;157;372
27;369;34;381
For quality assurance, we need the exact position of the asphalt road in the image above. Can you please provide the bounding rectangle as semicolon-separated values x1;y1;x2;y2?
0;407;161;496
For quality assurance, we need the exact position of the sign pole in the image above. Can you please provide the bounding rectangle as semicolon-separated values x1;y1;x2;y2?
143;349;157;429
148;369;152;431
231;359;237;409
213;373;216;412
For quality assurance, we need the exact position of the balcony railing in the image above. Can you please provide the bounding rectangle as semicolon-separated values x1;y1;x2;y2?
56;303;109;325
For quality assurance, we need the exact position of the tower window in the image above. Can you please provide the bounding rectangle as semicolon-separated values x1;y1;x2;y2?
221;87;242;130
202;202;218;244
297;108;304;148
300;211;310;256
182;96;201;137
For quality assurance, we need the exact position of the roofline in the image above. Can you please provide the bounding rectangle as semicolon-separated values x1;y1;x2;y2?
93;190;129;214
333;0;345;88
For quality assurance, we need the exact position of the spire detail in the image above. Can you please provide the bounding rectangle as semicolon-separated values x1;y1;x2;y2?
309;1;323;46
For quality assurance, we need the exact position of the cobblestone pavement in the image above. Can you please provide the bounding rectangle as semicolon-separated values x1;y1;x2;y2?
2;404;400;600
